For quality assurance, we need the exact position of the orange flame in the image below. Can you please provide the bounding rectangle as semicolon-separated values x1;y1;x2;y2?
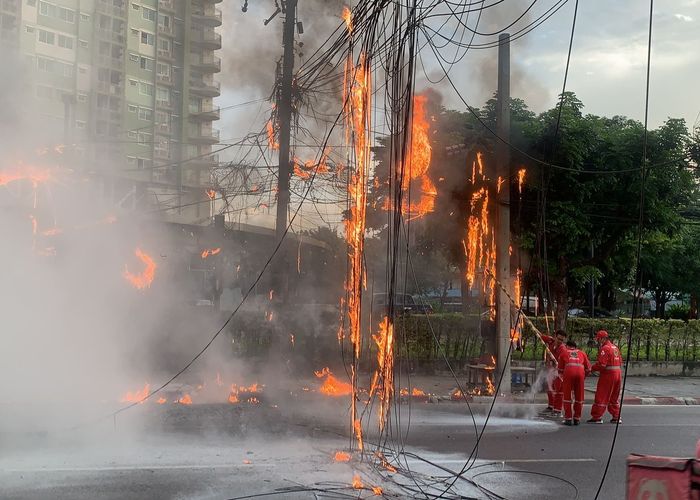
352;474;363;489
120;383;150;403
156;397;166;404
372;486;383;495
123;248;157;290
315;367;353;396
206;189;216;200
178;394;193;405
266;119;279;150
334;451;351;462
342;6;352;31
201;247;221;259
0;165;52;187
383;95;436;219
372;317;395;430
518;168;526;194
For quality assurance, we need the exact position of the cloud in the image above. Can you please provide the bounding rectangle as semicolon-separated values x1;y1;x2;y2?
674;13;694;22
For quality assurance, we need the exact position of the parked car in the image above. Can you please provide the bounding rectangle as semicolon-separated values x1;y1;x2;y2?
568;307;615;318
373;293;433;315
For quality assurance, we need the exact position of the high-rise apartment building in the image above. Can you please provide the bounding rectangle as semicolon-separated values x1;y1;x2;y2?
0;0;221;222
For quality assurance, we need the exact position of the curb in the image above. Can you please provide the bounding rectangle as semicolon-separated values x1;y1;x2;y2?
399;394;700;405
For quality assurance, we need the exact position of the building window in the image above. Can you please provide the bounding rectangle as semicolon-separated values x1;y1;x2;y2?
156;86;170;103
27;0;36;6
140;31;154;46
38;1;55;17
137;132;151;145
57;34;73;49
142;7;156;22
25;25;35;33
128;79;138;87
128;53;139;62
127;156;137;165
77;93;88;103
158;38;170;51
138;107;153;121
80;13;89;20
137;158;151;169
38;1;74;22
75;120;86;129
79;39;88;48
78;66;87;74
127;130;137;139
58;6;74;22
139;81;154;96
139;56;154;71
38;29;55;45
128;104;137;113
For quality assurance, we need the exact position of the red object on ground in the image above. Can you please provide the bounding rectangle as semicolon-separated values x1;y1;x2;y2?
591;339;622;420
558;347;591;421
627;454;698;500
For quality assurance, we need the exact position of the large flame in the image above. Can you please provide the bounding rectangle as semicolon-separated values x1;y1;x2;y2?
343;51;372;451
383;95;436;220
266;119;279;150
123;248;157;289
314;367;352;397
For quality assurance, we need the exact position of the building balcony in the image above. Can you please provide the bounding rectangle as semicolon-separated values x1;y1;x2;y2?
188;128;219;144
95;81;123;96
190;30;221;49
187;153;219;168
192;7;222;27
189;79;220;97
156;72;173;85
156;121;171;134
157;48;174;61
158;0;175;12
95;27;125;44
96;54;123;69
189;105;220;121
96;0;126;18
191;54;221;73
156;98;173;110
157;22;174;37
154;147;171;160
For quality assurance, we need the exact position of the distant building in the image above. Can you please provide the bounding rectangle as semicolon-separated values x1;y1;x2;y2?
0;0;222;222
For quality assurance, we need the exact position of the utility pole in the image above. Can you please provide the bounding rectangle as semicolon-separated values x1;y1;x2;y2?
495;32;511;394
274;0;297;303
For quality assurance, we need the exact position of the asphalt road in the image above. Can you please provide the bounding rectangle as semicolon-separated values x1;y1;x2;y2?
0;399;698;500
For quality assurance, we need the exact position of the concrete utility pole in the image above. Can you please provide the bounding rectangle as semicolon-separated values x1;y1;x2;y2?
495;32;512;394
274;0;298;302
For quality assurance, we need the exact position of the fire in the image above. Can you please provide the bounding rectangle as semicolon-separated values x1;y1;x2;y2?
314;367;352;396
334;451;351;462
177;394;193;405
383;94;436;220
156;397;166;404
485;375;495;395
228;383;260;404
343;51;372;451
412;387;426;396
518;168;526;194
342;6;352;31
123;248;157;290
372;486;383;495
201;248;221;259
269;289;274;301
0;165;51;187
206;189;216;200
372;317;394;430
266;119;279;150
352;474;363;489
120;383;150;403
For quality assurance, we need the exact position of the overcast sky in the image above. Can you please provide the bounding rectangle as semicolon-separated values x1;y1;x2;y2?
218;0;700;143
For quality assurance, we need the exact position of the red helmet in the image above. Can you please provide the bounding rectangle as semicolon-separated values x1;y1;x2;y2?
595;330;609;341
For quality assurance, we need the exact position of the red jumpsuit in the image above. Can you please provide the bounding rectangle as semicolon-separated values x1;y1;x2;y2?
591;340;623;420
558;347;591;421
541;335;564;412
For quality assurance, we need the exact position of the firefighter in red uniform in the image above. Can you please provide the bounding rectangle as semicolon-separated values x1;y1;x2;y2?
540;330;567;416
588;330;623;424
558;340;592;426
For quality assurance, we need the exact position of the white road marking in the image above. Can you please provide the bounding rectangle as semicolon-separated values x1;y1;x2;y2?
0;463;277;473
406;458;595;465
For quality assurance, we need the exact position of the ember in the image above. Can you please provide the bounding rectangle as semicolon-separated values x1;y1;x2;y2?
201;248;221;259
177;394;193;405
352;474;363;489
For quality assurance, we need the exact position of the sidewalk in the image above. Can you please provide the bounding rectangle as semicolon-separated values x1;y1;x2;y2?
395;375;700;405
